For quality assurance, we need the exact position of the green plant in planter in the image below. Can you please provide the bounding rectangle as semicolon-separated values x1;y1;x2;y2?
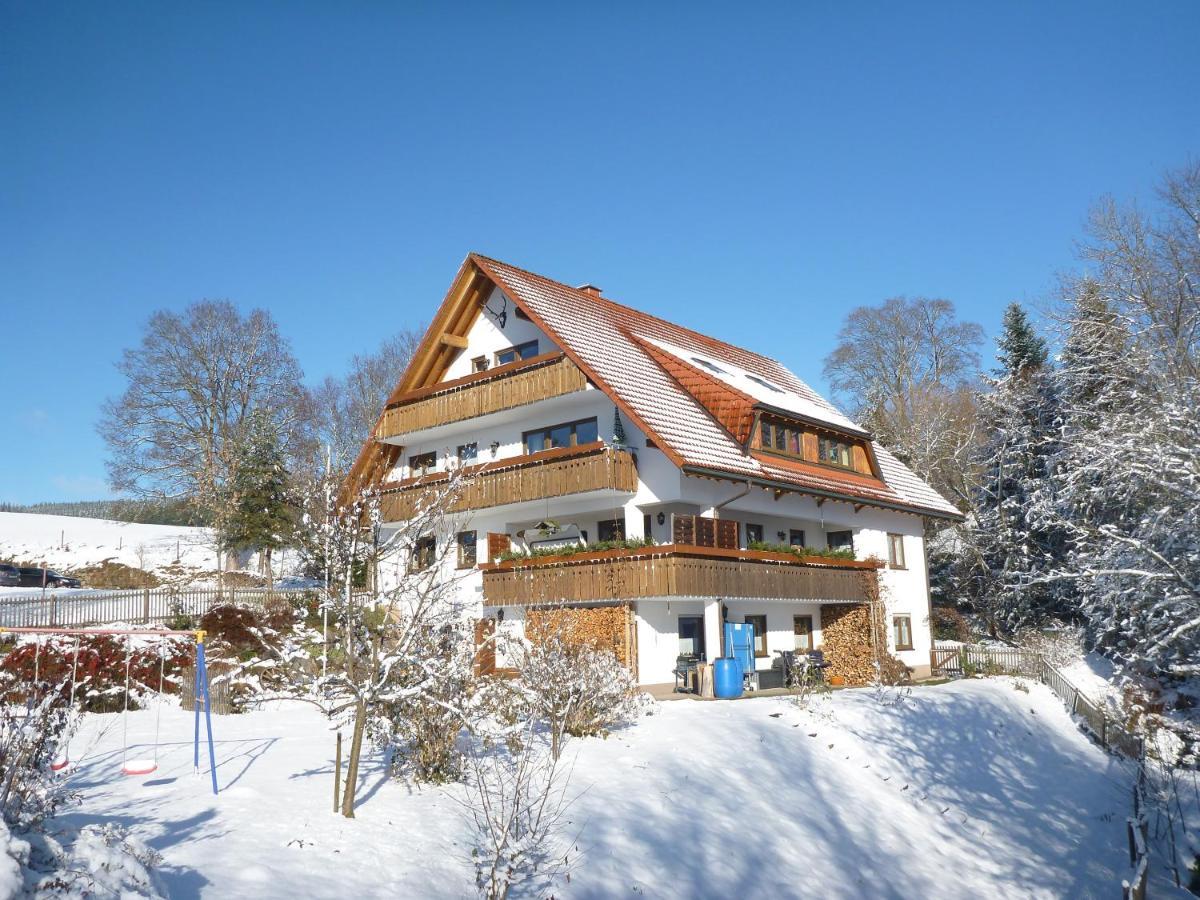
747;540;856;561
498;537;657;564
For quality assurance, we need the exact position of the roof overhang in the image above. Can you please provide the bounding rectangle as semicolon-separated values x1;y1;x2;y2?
680;464;966;522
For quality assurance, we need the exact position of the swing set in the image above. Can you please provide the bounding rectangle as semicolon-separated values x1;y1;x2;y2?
0;626;220;795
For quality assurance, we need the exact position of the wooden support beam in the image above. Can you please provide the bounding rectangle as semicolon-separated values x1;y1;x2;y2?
439;333;469;349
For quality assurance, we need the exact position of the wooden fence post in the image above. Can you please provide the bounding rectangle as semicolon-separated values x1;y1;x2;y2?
48;594;56;628
142;588;151;623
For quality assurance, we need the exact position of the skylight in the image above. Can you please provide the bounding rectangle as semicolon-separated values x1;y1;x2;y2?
745;374;784;393
691;356;728;375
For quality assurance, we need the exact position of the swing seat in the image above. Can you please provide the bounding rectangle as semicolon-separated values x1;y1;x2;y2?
50;757;70;772
121;759;158;776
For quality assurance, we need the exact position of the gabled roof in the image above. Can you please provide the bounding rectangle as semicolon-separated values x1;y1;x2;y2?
347;253;962;520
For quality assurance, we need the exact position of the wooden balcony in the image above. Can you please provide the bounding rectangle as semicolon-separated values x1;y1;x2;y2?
479;544;879;606
376;351;589;440
378;443;637;521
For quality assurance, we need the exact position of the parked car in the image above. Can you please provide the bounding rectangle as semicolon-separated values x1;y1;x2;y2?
0;564;19;587
16;567;81;589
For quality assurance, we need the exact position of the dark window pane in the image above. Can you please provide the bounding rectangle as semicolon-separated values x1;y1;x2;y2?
549;424;572;448
458;443;478;462
827;530;854;551
746;523;763;545
574;418;598;444
597;519;625;542
789;529;806;546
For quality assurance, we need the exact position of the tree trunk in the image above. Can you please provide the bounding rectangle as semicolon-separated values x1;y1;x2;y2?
340;700;367;818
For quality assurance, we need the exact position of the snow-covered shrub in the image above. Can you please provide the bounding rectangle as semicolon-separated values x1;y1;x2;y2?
463;721;577;900
1015;624;1084;667
931;606;971;642
510;631;647;760
16;821;165;898
386;622;476;784
876;654;912;686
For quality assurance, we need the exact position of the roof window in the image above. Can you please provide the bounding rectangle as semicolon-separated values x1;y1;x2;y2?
691;357;728;375
745;374;784;393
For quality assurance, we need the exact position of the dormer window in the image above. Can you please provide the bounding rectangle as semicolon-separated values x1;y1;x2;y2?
691;357;728;375
818;435;853;469
756;414;869;475
495;340;539;366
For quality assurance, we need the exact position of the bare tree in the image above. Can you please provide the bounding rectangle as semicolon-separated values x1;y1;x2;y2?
290;464;474;817
823;297;984;507
308;328;424;476
1080;158;1200;380
98;301;307;556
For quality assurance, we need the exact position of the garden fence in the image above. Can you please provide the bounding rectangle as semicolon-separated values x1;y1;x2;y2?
0;585;321;629
931;641;1152;895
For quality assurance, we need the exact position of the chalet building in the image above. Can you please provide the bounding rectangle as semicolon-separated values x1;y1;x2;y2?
347;254;962;687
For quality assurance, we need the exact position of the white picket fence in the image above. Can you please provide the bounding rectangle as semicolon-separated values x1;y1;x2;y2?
0;585;318;629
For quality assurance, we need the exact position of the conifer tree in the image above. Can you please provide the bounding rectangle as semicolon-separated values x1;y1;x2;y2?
968;303;1067;634
223;410;295;579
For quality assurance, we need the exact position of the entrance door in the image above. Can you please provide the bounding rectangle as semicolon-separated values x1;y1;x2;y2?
474;618;496;676
678;616;705;659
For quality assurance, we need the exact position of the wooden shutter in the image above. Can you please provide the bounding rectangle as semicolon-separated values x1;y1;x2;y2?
695;517;716;548
672;514;695;546
715;519;739;549
487;532;511;562
851;444;871;475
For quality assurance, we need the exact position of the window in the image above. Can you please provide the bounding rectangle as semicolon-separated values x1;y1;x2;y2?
691;356;728;375
893;615;913;651
678;616;705;658
643;513;653;541
456;531;477;568
597;518;625;542
409;451;436;476
411;535;436;571
745;523;763;546
818;435;853;468
793;615;814;652
827;530;854;551
887;533;906;569
472;356;489;373
495;340;539;366
523;417;599;454
745;374;784;393
789;529;806;547
458;442;478;463
759;418;805;459
745;614;768;657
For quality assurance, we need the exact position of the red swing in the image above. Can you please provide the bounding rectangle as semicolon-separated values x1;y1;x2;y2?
120;634;165;777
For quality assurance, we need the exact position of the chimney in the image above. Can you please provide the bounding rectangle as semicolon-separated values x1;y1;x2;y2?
576;283;603;297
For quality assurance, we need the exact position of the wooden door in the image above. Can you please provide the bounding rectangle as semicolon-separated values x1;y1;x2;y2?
474;618;496;676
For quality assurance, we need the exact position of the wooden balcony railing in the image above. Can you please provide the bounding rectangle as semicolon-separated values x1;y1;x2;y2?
378;443;637;521
376;352;589;440
479;544;878;606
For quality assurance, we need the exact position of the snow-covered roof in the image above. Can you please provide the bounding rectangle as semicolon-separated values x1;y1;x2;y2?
470;254;962;520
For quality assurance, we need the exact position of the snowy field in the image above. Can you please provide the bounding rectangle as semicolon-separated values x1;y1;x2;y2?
0;512;215;582
59;679;1128;899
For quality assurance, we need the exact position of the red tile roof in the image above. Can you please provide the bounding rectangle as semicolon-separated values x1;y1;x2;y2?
470;254;961;520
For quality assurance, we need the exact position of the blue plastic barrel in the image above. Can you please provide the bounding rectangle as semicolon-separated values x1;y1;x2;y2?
713;657;743;699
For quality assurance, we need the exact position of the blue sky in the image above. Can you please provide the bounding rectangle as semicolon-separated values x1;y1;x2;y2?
2;1;1197;504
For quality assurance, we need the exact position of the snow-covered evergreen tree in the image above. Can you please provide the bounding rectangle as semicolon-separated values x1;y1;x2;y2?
1054;285;1200;678
968;303;1069;634
223;410;294;576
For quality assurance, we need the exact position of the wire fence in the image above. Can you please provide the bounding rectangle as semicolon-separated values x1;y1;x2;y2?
0;585;320;629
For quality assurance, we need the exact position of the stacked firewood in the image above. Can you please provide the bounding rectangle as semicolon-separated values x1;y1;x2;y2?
819;569;887;685
527;603;635;668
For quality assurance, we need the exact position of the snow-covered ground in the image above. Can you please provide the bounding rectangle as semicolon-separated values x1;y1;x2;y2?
0;512;215;579
59;679;1129;899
